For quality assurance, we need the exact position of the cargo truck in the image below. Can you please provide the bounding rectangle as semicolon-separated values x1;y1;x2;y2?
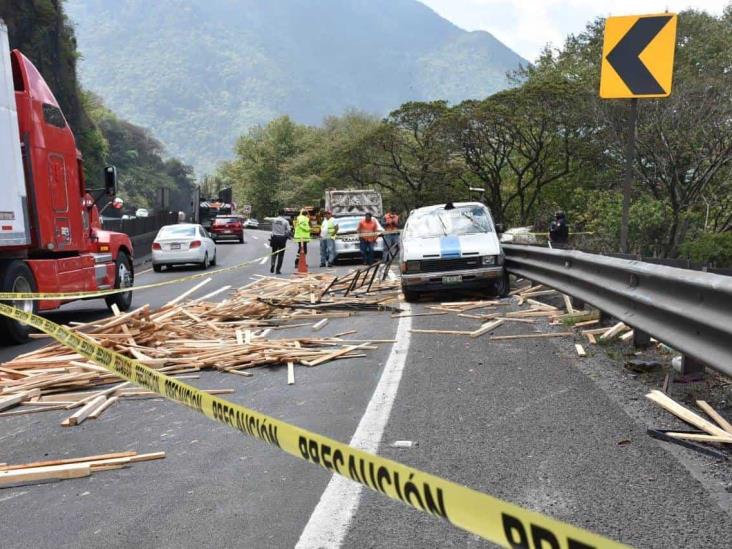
0;20;134;343
324;189;383;218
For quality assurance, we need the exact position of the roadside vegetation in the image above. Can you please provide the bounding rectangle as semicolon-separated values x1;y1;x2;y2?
220;8;732;263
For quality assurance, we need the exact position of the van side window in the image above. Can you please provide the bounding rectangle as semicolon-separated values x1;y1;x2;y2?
43;104;66;128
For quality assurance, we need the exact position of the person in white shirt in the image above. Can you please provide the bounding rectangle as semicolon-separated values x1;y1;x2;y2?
269;210;291;274
319;211;339;268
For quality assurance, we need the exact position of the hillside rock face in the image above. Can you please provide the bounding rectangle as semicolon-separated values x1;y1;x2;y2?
66;0;526;173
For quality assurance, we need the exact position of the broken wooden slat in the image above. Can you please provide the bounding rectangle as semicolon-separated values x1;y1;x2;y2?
287;362;295;385
470;319;504;339
645;390;731;438
575;344;586;357
696;400;732;435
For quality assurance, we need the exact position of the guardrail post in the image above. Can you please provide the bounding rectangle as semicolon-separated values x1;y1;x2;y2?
632;329;651;350
672;355;706;379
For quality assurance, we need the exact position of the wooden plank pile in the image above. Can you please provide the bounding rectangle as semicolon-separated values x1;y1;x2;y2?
0;450;165;487
0;272;395;423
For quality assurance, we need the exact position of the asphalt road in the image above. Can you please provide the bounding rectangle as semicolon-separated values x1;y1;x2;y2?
1;230;730;548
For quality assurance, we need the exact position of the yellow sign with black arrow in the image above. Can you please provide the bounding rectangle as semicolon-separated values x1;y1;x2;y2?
600;13;678;99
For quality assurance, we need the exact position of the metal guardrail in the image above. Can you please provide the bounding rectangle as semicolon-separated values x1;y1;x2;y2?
502;245;732;377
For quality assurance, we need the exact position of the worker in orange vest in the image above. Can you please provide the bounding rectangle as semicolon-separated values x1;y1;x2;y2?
357;212;379;265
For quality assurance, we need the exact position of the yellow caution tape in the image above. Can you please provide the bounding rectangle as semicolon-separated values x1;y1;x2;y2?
0;302;629;548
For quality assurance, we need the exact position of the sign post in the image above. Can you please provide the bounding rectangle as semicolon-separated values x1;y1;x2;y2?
600;13;677;253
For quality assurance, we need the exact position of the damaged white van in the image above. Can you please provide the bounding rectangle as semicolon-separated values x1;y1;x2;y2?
399;202;509;301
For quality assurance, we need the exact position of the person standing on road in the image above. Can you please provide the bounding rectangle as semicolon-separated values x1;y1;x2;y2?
549;211;569;248
383;206;400;261
357;212;379;265
269;210;291;274
294;208;312;268
319;211;339;267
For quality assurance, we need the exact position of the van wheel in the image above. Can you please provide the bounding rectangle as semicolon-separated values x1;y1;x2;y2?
105;251;133;312
493;271;510;298
0;261;38;344
402;288;419;302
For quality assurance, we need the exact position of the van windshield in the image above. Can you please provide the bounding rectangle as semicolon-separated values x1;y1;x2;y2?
404;206;494;238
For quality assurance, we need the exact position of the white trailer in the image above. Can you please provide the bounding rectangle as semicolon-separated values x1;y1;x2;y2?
0;20;29;247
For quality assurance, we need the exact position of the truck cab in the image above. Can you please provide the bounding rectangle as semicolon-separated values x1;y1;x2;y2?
0;21;134;343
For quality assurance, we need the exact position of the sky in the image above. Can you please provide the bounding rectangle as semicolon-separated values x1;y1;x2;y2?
420;0;727;61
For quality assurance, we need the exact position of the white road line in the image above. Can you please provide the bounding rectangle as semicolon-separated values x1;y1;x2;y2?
296;271;410;549
252;235;259;240
137;267;153;275
264;243;270;248
259;256;268;265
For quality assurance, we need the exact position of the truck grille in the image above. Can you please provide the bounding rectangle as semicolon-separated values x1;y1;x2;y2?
419;257;481;273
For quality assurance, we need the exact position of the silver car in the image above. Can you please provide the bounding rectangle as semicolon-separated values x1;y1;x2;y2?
152;224;217;272
332;216;385;263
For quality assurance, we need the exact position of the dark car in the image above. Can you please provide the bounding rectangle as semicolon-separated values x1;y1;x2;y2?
209;215;245;243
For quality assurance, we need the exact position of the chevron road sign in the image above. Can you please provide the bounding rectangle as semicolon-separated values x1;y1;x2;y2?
600;14;678;99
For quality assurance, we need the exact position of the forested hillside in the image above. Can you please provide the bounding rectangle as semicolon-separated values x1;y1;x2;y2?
0;0;195;210
219;9;732;264
65;0;526;174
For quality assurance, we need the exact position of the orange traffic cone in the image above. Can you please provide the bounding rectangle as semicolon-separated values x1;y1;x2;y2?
298;247;308;274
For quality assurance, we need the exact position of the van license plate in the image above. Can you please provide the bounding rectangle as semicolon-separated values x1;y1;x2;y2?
442;275;462;284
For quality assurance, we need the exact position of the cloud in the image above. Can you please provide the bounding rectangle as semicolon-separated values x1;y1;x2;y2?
420;0;727;61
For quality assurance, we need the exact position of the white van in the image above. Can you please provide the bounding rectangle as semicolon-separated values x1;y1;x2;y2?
399;202;508;301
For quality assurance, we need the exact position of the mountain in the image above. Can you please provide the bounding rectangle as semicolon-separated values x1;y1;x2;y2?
65;0;527;174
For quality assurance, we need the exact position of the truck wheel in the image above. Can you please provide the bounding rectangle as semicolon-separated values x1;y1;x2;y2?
0;261;38;344
105;252;133;312
493;271;510;298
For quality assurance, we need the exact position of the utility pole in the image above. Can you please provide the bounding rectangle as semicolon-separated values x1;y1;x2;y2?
619;98;637;254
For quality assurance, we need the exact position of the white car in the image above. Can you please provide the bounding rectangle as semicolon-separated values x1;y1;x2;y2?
399;202;508;301
135;208;150;218
152;224;217;272
243;218;259;228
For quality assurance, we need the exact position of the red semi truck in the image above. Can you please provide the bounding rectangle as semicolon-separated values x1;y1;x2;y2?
0;20;134;343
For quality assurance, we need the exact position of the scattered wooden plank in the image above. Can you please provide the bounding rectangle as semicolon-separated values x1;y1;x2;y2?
312;318;329;331
574;319;599;328
490;332;573;341
563;294;574;314
89;395;119;419
619;330;635;342
575;344;586;357
525;299;558;311
599;322;627;342
664;432;732;444
0;463;91;486
586;333;597;344
645;390;731;438
697;401;732;435
62;395;107;427
0;389;40;411
470;319;504;339
0;451;136;471
287;362;295;385
409;329;473;335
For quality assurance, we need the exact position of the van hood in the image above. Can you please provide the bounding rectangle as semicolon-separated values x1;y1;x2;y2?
402;233;501;260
